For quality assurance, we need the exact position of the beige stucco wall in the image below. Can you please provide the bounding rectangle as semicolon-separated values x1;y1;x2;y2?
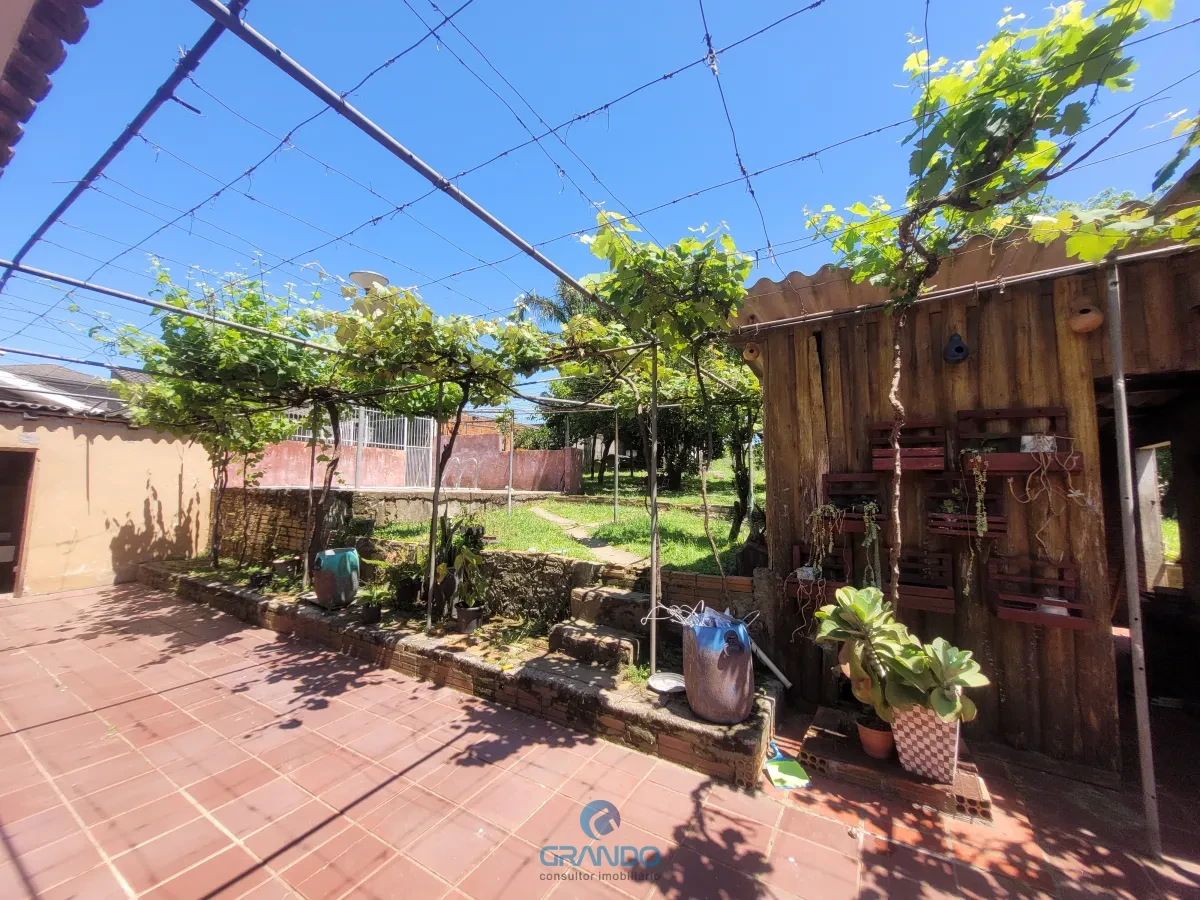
0;413;213;595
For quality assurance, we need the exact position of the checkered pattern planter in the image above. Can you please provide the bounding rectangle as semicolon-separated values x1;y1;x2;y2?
892;704;960;783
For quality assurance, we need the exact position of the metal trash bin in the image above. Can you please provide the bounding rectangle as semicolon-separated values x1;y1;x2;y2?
682;608;755;724
312;548;360;609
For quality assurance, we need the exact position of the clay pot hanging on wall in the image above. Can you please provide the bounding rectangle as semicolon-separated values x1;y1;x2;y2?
1067;305;1105;334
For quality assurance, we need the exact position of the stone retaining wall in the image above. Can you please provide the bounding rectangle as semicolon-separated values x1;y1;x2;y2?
138;562;778;787
356;538;602;625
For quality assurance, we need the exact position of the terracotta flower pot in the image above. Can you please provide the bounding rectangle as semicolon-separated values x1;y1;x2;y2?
892;704;960;783
857;717;895;760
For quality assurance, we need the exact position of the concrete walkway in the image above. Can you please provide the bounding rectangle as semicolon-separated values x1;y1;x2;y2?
529;507;646;567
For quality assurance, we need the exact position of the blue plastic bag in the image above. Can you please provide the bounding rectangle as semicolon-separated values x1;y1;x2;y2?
682;608;755;724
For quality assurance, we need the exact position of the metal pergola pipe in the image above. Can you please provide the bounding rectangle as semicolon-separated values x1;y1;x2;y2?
1106;262;1161;859
0;0;252;297
649;342;660;675
188;0;601;305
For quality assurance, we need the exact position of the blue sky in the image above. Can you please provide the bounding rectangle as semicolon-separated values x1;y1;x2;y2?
0;0;1196;390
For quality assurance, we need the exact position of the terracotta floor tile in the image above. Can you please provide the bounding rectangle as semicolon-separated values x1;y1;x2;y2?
508;746;587;791
259;730;339;775
405;807;507;882
188;758;279;810
344;719;417;759
649;844;765;900
120;709;202;749
361;784;455;849
420;758;503;805
350;852;451;900
140;844;273;900
516;794;587;847
860;842;958;900
0;780;60;823
287;699;357;732
621;782;702;842
547;874;631;899
18;830;106;893
559;762;644;806
54;752;155;801
469;769;555;831
643;760;713;798
680;804;775;873
41;864;129;900
594;742;658;780
381;733;469;782
89;792;200;857
113;816;232;893
243;799;350;871
281;824;394;899
1;803;80;856
763;830;861;900
778;806;861;858
457;729;538;769
288;747;373;796
956;863;1057;899
402;700;466;734
72;769;176;825
213;777;312;838
315;708;387;746
705;784;784;827
458;835;555;900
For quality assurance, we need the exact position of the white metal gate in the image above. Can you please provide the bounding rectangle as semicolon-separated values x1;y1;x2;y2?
284;406;434;488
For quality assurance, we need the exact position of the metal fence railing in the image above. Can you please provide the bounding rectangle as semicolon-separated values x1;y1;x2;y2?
283;406;434;487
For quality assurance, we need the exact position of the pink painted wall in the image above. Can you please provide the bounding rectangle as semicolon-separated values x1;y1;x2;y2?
230;441;407;488
440;433;581;492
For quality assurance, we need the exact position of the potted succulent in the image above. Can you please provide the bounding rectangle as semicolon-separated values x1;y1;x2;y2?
356;583;390;625
884;637;990;783
450;543;486;633
815;586;911;759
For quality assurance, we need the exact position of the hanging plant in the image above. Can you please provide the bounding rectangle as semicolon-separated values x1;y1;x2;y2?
861;501;882;590
1007;434;1087;562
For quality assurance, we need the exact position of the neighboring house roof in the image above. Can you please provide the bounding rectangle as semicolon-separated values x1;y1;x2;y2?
1;0;101;177
0;362;128;418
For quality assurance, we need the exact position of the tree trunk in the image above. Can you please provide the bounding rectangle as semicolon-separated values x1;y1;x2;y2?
690;349;729;605
425;385;470;623
597;437;612;484
237;455;251;568
302;407;320;589
728;406;756;542
887;312;907;603
308;403;344;565
209;452;229;569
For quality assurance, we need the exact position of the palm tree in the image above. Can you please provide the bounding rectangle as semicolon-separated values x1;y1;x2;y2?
516;281;604;327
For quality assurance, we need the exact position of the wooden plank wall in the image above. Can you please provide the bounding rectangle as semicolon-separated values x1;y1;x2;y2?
759;271;1122;772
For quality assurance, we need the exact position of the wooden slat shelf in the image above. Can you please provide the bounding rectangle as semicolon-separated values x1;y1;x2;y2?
987;558;1093;631
869;420;947;472
821;473;884;534
956;408;1083;474
884;549;955;614
926;476;1007;540
784;543;849;608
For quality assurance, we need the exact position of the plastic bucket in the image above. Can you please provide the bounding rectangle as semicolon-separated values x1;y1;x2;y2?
682;609;755;724
312;547;360;609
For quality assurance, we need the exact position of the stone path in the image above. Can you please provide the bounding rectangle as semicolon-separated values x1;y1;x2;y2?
529;507;647;567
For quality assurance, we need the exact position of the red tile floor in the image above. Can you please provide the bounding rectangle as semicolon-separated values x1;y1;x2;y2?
0;585;1196;899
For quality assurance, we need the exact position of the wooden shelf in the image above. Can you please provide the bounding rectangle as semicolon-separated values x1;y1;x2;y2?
987;558;1092;630
822;473;884;534
785;543;849;608
956;408;1083;474
886;550;955;614
869;420;947;472
926;475;1007;540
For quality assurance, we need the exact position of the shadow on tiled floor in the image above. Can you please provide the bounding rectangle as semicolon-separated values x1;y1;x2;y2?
0;584;1195;899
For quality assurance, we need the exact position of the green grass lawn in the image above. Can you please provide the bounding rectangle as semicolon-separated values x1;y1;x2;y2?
588;507;739;575
1162;517;1180;563
375;508;599;561
577;453;765;508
